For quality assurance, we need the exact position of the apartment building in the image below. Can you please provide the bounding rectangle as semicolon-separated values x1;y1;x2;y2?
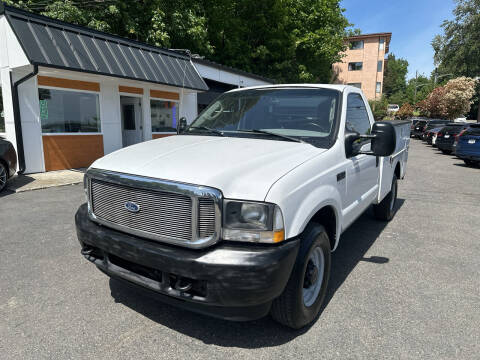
333;33;392;100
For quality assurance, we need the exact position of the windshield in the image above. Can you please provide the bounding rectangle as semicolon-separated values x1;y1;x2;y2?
185;88;341;148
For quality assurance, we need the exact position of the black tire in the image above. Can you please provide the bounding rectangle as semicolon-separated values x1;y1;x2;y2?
464;159;478;167
0;162;7;193
373;174;398;221
271;223;331;329
441;149;451;154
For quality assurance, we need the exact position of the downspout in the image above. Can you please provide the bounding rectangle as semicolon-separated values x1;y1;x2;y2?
10;65;38;174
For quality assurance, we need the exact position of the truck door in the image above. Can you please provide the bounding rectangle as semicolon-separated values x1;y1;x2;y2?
342;93;378;226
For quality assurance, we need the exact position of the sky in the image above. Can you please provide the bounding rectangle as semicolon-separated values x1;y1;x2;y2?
341;0;456;80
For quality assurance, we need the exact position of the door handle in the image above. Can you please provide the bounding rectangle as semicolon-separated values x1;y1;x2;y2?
337;171;346;182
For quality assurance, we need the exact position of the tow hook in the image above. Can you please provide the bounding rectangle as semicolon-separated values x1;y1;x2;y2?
81;247;94;256
174;277;193;292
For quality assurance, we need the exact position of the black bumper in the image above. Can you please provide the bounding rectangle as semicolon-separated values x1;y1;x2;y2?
437;140;454;151
75;204;300;321
457;153;480;161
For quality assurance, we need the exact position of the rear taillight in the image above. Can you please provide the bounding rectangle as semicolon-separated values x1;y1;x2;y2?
456;129;467;139
437;132;443;137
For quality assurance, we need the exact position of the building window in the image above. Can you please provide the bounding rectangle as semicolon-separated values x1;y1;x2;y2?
379;38;385;50
377;60;383;72
348;83;362;89
349;40;364;50
0;86;4;133
348;62;363;71
38;88;100;133
151;99;178;132
376;82;382;93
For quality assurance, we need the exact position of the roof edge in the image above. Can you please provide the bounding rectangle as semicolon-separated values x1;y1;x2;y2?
1;3;190;60
192;57;275;84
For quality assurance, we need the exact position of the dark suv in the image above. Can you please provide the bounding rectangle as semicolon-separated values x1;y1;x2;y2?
411;120;428;139
421;120;450;140
436;123;470;154
0;137;17;192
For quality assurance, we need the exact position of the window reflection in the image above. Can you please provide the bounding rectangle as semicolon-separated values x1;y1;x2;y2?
151;99;178;132
38;88;101;133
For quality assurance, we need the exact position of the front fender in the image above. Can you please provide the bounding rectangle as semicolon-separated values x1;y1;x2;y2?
267;181;343;251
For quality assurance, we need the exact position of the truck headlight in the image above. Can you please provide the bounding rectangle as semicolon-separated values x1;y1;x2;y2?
222;200;285;243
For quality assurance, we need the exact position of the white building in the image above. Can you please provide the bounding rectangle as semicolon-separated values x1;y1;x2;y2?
0;3;272;173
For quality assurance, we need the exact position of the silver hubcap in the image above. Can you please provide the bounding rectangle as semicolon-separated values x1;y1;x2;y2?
0;165;6;189
303;246;325;307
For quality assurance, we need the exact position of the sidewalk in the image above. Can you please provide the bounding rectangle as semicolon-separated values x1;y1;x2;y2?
7;168;85;193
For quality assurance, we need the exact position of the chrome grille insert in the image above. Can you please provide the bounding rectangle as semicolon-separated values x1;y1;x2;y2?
198;198;216;238
85;169;222;249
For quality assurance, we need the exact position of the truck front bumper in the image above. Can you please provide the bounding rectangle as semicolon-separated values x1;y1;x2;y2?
75;203;300;321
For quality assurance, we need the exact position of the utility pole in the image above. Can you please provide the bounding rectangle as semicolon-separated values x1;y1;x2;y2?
414;71;418;104
476;77;480;123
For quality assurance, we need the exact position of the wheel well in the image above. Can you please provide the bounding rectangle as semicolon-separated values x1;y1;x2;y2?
309;206;336;251
394;161;401;179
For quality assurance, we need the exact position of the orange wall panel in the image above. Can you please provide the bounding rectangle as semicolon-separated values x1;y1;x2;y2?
43;135;104;171
152;134;175;139
150;90;180;101
119;86;144;94
37;76;100;92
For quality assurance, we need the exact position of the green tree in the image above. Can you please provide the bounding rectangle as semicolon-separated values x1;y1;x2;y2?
383;53;409;100
5;0;350;83
432;0;480;120
405;75;435;104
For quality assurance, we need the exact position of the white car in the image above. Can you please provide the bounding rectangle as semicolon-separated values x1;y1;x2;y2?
387;104;400;113
75;85;410;328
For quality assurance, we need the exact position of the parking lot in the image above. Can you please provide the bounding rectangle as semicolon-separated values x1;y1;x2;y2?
1;139;479;359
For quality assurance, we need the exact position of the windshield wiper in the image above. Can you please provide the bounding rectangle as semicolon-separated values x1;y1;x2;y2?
187;126;225;136
238;129;304;143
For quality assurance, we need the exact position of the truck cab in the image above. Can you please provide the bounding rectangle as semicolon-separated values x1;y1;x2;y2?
76;85;410;328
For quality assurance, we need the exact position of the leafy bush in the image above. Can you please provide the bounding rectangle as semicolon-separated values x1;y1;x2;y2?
396;103;414;119
368;97;389;121
418;77;478;119
442;77;477;119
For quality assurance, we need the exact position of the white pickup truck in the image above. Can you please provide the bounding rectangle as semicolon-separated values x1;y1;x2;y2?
76;85;410;329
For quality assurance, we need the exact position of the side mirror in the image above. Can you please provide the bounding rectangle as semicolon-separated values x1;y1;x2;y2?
371;121;396;157
177;117;188;134
344;131;360;158
344;121;396;158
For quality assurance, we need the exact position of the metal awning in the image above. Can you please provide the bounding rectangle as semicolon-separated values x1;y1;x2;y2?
0;4;208;91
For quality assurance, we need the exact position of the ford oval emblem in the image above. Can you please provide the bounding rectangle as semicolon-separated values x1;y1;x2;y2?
124;201;140;213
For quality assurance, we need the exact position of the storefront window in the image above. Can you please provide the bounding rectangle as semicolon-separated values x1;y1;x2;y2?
38;88;101;133
151;99;178;132
0;86;5;133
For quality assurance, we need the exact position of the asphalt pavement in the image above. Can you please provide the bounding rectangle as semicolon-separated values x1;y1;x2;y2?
1;139;479;359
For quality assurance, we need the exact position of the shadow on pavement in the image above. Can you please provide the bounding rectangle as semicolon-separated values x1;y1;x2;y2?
109;200;404;348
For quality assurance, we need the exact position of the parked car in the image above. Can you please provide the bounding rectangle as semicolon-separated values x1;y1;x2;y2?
387;104;400;113
455;124;480;166
421;120;450;141
75;85;410;329
436;123;470;154
411;120;428;139
0;137;17;192
426;127;445;146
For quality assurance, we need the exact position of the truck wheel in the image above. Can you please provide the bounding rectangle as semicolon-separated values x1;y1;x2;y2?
271;223;331;329
373;174;398;221
0;162;7;192
464;160;475;167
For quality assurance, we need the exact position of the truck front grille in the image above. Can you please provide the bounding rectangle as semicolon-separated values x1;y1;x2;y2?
91;179;193;241
86;170;222;248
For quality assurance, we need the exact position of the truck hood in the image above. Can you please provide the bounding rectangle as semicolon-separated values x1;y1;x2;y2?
91;135;324;200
